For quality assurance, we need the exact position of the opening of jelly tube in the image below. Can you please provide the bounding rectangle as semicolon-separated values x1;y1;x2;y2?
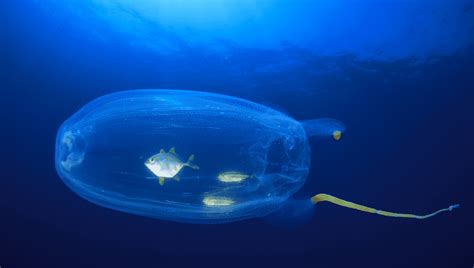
56;129;86;172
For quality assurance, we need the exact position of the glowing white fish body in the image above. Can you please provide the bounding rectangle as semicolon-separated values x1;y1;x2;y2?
145;148;198;185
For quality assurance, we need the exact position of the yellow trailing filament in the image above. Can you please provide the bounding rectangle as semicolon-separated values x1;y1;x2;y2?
311;193;459;219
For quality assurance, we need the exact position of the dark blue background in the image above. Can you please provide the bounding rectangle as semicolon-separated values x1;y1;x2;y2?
2;1;473;267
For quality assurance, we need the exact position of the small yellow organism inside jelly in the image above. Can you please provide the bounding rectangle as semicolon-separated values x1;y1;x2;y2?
217;171;250;183
332;130;342;141
203;196;235;207
145;147;199;186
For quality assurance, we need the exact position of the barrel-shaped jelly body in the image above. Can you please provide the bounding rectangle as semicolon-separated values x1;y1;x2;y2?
55;90;310;223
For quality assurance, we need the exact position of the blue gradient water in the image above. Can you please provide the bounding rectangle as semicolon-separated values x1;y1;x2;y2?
3;1;473;267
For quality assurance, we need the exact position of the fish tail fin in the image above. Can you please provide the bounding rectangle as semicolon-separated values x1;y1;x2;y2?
186;154;199;170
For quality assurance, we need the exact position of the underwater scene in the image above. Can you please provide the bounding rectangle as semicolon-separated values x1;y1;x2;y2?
3;0;474;267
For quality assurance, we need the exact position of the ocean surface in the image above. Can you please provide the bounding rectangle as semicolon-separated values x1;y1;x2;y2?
3;0;473;267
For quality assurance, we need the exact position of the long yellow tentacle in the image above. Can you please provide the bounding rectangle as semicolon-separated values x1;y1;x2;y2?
311;193;459;219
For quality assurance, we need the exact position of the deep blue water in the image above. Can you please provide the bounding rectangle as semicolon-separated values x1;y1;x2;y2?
3;1;474;267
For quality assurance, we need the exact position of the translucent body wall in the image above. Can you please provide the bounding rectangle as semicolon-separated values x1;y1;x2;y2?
55;90;310;223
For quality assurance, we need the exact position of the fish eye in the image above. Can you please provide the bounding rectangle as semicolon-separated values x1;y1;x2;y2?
149;157;155;163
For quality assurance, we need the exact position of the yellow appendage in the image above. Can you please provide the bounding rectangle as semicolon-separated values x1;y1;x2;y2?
332;130;342;141
311;193;459;219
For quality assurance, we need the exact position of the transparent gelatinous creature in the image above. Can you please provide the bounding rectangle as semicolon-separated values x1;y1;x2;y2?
55;90;458;223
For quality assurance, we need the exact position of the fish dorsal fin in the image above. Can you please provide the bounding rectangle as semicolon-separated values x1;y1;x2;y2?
169;147;176;154
160;149;165;154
